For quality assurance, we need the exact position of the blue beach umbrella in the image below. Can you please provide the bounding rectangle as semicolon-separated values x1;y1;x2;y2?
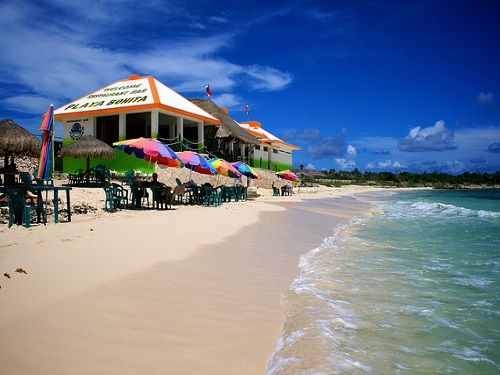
231;161;259;179
177;151;217;176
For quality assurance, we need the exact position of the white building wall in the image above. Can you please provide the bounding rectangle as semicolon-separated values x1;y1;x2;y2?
62;116;95;142
251;143;293;168
269;146;293;165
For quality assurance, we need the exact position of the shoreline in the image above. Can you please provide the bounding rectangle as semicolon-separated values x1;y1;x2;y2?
0;186;382;374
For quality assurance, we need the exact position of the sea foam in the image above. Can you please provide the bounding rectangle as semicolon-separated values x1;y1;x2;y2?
382;200;500;219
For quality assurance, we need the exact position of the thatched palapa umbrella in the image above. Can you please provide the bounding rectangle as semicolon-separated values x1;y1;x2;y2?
60;136;115;184
0;119;41;166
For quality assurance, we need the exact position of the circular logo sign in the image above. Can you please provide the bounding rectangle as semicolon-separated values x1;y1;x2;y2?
70;123;84;140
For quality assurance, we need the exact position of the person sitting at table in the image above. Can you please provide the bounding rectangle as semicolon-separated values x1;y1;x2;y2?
143;173;164;188
143;173;169;200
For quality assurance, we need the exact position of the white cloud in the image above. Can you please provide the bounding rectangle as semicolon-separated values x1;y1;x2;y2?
365;160;403;171
346;144;357;158
211;93;240;108
245;65;292;91
335;158;356;170
0;0;292;114
1;95;52;114
398;120;457;152
304;163;316;170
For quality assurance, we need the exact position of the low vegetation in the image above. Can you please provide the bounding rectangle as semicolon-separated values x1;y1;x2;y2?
298;169;500;189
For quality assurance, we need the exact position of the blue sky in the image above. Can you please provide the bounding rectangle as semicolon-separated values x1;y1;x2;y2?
0;0;499;173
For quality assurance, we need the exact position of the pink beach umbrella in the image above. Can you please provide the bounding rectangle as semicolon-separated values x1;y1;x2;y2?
114;138;184;168
176;151;217;176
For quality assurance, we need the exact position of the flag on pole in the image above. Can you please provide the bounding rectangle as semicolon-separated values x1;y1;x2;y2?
205;84;212;97
242;104;250;115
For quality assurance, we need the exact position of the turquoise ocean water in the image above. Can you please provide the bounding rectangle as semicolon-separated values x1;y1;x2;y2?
267;189;500;374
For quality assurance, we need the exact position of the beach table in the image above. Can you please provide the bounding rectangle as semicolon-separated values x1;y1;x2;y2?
29;185;72;223
5;184;72;225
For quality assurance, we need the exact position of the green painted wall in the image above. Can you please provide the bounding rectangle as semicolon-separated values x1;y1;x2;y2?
63;146;155;173
250;158;291;172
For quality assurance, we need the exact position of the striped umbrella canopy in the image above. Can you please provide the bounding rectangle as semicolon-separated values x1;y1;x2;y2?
37;104;54;180
114;137;184;168
276;170;300;182
231;161;258;179
209;158;242;178
176;151;217;175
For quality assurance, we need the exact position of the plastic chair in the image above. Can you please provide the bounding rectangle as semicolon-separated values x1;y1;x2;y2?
7;187;37;228
202;185;221;207
236;186;247;201
152;183;171;210
111;183;129;209
103;186;128;212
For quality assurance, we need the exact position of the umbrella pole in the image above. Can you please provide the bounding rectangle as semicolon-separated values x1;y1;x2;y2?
44;190;48;225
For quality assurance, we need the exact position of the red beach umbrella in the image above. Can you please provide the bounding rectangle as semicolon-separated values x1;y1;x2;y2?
276;170;300;182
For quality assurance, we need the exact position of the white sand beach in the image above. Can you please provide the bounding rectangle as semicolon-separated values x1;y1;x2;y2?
0;185;381;374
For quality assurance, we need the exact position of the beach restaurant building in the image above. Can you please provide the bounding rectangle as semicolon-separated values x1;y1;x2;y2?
54;74;220;172
240;121;300;171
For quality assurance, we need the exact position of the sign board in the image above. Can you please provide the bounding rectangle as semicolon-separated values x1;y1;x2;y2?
63;117;93;140
55;77;154;116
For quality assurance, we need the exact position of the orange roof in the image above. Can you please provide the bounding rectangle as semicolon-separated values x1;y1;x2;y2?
54;75;220;124
240;121;300;150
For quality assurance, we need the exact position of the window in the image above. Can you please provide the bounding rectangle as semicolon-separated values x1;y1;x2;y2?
273;149;278;154
255;145;260;150
263;147;268;152
96;115;119;145
126;112;151;139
